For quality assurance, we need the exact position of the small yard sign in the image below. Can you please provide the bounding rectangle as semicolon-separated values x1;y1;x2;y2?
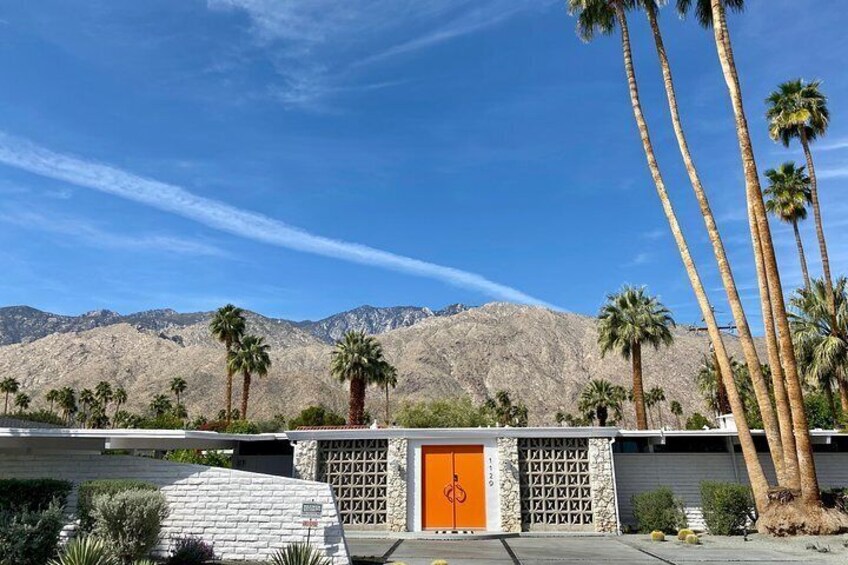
301;502;323;518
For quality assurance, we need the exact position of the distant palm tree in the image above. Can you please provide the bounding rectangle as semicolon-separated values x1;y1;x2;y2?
597;286;674;429
1;377;20;415
484;390;529;427
95;381;113;407
764;162;812;290
766;79;834;322
210;304;246;423
578;379;624;427
58;387;77;426
112;387;127;427
149;394;173;417
45;389;60;414
170;377;188;407
78;388;96;427
670;400;683;429
14;392;30;412
647;386;666;428
330;331;384;425
790;277;848;416
227;335;271;420
373;361;398;425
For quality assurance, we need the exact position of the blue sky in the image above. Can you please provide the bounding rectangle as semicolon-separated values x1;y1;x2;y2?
0;1;845;327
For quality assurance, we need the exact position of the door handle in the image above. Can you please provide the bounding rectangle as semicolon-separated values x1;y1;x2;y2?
443;483;454;503
453;482;467;503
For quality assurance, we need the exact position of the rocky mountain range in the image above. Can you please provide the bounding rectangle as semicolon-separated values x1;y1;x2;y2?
0;302;748;425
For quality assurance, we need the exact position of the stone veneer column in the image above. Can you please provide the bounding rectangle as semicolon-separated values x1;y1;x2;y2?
497;437;522;532
588;437;618;533
386;438;408;532
293;439;319;481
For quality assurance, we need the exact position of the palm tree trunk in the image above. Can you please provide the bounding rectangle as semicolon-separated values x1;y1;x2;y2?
709;0;819;504
657;403;664;429
615;5;770;509
349;374;367;425
792;220;811;291
800;131;838;326
225;342;233;424
631;341;648;430
241;370;251;420
823;378;837;422
839;372;848;415
598;406;608;427
385;385;390;425
644;4;790;485
3;393;8;415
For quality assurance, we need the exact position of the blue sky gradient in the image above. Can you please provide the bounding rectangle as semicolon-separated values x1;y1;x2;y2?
0;0;845;328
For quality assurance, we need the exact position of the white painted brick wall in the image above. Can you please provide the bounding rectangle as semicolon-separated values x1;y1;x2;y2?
0;453;349;564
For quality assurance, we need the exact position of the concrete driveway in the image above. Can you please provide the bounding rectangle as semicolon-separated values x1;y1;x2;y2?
348;534;845;564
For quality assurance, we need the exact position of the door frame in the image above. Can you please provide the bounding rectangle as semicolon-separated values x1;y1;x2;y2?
407;438;501;532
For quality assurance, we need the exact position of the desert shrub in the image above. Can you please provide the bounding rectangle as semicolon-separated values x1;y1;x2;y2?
649;530;665;541
685;533;700;545
395;397;495;428
166;536;216;565
78;479;158;532
165;449;232;468
288;406;345;429
48;536;116;565
685;412;713;430
0;478;72;512
676;528;694;541
9;409;66;426
224;420;260;434
0;501;64;565
91;489;168;564
271;543;331;565
804;391;836;429
631;487;686;533
254;414;287;433
700;481;755;535
137;413;185;430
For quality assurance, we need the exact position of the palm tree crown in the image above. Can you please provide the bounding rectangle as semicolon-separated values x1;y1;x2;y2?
578;379;625;427
1;377;20;414
764;163;811;224
330;331;384;426
210;304;246;423
227;334;271;420
766;79;829;147
598;286;675;358
675;0;745;28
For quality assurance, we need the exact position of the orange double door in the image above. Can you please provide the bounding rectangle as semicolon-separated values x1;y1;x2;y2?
422;445;487;531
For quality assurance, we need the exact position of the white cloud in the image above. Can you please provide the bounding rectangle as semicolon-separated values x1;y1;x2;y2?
206;0;553;109
818;165;848;179
0;132;555;308
815;137;848;152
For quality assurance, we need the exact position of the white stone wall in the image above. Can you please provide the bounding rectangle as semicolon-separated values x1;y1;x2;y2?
0;453;349;564
588;438;618;533
496;437;521;533
386;438;407;532
293;439;318;481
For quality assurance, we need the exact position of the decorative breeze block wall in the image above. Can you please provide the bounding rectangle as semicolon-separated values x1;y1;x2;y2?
518;437;592;530
318;439;388;528
0;453;349;564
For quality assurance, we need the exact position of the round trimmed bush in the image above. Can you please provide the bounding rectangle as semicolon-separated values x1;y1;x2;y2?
685;534;700;545
650;530;665;541
677;528;694;541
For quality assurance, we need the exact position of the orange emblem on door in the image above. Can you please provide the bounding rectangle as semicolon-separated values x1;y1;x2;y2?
422;445;486;530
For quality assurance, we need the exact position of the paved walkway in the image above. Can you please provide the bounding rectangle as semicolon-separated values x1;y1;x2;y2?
348;535;843;564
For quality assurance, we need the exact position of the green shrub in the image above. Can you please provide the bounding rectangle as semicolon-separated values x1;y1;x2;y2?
0;478;72;512
649;530;665;541
48;536;116;565
9;409;66;426
166;536;215;565
271;543;331;565
77;480;158;532
631;487;687;533
288;406;345;429
224;420;260;434
395;397;495;428
91;489;169;564
685;412;713;430
700;481;755;535
685;533;700;545
676;527;694;541
165;449;232;468
0;501;64;565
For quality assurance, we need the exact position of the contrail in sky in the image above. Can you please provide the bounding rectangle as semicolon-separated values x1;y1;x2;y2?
0;132;555;308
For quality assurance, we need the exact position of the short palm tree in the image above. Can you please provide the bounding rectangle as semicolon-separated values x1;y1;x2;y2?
112;387;127;427
149;394;173;417
45;388;60;414
227;334;271;420
58;387;77;426
0;377;20;414
95;381;113;407
766;79;834;323
210;304;246;423
13;392;30;412
669;400;683;429
373;361;398;425
647;386;666;428
578;379;624;427
790;277;848;416
484;390;529;427
330;331;384;426
170;377;188;407
597;286;674;429
764;162;812;290
79;388;96;427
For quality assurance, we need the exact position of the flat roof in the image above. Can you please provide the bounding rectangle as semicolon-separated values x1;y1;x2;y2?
0;428;288;451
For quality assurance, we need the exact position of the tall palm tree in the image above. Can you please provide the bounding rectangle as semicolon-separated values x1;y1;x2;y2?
78;388;96;427
638;0;792;487
112;386;127;428
227;335;271;420
0;377;20;414
13;392;30;412
648;386;666;428
597;286;673;429
210;304;246;423
682;0;820;505
330;331;384;425
764;162;813;290
766;79;834;322
58;387;77;426
578;379;624;427
95;381;113;408
149;394;172;417
669;400;683;429
45;388;60;414
791;277;848;415
170;377;188;407
373;361;398;425
569;0;772;508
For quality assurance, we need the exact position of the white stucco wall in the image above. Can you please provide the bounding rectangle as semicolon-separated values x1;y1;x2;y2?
0;452;349;564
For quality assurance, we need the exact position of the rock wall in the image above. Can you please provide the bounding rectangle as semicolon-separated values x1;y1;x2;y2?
497;437;522;533
588;438;618;533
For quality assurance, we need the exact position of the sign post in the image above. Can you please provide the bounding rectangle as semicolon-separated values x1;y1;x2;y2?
301;501;323;545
